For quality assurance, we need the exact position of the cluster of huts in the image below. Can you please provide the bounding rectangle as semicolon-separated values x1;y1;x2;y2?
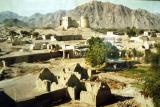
37;63;112;106
0;63;112;107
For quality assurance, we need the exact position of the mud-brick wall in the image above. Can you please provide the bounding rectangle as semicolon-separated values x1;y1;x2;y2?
0;51;62;66
80;91;96;106
55;35;82;41
80;89;112;106
16;88;70;107
16;99;37;107
96;89;112;106
52;88;70;102
28;51;61;63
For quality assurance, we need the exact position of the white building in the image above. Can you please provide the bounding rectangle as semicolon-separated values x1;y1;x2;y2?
100;32;125;45
42;34;52;40
144;31;150;36
51;36;57;41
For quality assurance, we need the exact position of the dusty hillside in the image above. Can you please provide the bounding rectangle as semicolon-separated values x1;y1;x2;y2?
0;1;160;29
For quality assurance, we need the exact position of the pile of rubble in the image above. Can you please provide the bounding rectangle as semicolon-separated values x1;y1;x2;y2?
105;78;127;89
116;99;139;107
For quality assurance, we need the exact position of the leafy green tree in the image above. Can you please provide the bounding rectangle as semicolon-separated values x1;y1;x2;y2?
87;37;103;46
144;49;152;63
143;43;160;107
126;27;137;38
86;37;107;67
9;30;17;37
20;30;31;37
136;51;144;61
86;37;120;66
9;30;18;41
126;49;133;59
92;28;117;34
107;45;119;59
121;50;126;58
32;32;39;37
134;29;144;35
132;48;137;60
86;37;119;66
151;33;157;37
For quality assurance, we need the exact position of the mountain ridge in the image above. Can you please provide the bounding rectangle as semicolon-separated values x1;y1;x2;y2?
0;1;160;29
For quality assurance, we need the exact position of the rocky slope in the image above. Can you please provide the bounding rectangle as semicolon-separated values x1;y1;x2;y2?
26;10;66;28
0;1;160;29
2;18;28;27
0;11;20;22
67;1;160;29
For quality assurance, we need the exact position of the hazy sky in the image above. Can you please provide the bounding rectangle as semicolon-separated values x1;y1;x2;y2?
0;0;159;16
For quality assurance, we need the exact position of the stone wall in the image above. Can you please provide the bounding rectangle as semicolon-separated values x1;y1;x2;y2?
96;89;112;106
17;88;70;107
0;51;62;66
67;87;76;100
54;35;82;41
80;82;111;106
80;91;96;106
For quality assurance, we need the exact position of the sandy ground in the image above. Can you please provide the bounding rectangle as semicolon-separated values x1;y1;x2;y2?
99;72;154;107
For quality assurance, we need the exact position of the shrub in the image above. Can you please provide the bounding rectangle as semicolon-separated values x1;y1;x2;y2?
143;43;160;107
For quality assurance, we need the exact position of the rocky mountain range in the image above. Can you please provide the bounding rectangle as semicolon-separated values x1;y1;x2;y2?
0;1;160;29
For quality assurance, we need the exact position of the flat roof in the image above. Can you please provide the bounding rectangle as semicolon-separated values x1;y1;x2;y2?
0;50;51;59
0;74;47;102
